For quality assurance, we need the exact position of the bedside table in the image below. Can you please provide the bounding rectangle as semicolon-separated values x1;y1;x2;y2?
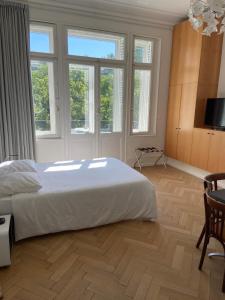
0;215;14;267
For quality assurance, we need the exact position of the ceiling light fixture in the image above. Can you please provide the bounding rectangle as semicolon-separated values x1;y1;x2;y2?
188;0;225;35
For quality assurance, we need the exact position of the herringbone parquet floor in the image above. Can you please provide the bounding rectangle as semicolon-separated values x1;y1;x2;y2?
0;166;225;300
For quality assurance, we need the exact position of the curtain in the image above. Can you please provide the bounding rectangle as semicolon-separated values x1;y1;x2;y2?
0;1;36;162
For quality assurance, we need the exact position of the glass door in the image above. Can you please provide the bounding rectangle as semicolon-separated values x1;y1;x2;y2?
67;63;125;160
98;66;124;159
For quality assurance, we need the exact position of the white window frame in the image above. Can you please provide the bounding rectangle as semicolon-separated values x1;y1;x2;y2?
30;22;60;138
130;35;160;136
65;26;126;136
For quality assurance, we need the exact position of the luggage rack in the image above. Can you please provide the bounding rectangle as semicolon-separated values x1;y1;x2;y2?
134;147;167;172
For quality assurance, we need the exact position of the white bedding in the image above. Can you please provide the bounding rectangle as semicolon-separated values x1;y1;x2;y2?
0;158;157;241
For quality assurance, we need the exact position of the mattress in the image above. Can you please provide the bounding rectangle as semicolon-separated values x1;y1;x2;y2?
0;197;12;215
1;158;157;241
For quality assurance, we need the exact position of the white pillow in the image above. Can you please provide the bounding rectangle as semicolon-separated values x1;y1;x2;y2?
0;172;42;198
0;160;37;177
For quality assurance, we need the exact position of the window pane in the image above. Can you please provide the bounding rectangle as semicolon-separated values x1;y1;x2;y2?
100;68;123;133
132;69;151;133
30;24;54;54
31;60;56;135
134;39;153;64
68;29;125;60
69;64;95;134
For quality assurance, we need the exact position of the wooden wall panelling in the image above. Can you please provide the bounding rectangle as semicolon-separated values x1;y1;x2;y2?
170;20;202;86
176;83;198;163
190;128;211;170
165;85;182;159
208;131;225;173
194;84;218;128
166;19;224;172
194;32;223;128
198;33;223;86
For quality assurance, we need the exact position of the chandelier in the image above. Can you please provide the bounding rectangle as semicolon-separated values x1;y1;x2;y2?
188;0;225;35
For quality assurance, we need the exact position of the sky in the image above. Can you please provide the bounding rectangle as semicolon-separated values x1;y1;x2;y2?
30;32;116;58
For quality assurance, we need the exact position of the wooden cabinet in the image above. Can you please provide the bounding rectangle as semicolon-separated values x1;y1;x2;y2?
208;131;225;173
170;21;202;85
165;82;198;164
165;85;181;159
190;129;211;170
165;19;224;172
190;129;225;172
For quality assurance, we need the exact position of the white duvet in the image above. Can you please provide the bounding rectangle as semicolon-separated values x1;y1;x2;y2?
1;158;157;241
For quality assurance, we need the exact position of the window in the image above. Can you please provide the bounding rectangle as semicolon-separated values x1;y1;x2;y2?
100;67;123;133
30;24;58;136
132;37;154;134
69;64;95;134
30;24;54;54
30;22;160;141
31;61;56;135
134;39;153;64
67;28;125;135
67;29;125;60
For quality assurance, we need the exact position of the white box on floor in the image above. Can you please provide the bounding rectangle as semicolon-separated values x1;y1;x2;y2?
0;215;14;267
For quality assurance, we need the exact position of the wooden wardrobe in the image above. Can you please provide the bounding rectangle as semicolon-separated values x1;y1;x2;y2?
165;20;224;172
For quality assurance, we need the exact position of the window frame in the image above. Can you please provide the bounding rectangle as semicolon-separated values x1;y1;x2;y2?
30;22;60;138
130;35;160;136
65;25;127;136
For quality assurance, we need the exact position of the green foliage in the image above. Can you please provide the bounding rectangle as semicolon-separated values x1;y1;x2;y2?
31;62;50;130
69;68;88;128
32;63;115;132
100;70;113;130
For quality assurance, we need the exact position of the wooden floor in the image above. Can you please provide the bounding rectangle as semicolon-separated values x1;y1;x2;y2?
0;166;225;300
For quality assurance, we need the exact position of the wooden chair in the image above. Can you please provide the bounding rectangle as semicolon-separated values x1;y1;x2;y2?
196;173;225;248
198;192;225;293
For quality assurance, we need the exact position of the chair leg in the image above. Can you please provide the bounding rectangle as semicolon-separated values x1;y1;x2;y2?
0;283;2;300
222;269;225;293
198;236;209;270
196;224;205;249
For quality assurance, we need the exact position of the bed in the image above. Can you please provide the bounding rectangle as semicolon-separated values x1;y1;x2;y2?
0;158;157;241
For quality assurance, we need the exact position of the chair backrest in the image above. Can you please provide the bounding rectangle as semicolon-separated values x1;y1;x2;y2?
204;173;225;192
205;192;225;246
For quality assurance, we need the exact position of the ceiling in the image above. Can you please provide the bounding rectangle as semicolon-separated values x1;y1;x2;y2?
29;0;191;25
61;0;190;17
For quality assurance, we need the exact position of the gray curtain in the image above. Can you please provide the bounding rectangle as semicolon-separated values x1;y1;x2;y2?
0;1;36;162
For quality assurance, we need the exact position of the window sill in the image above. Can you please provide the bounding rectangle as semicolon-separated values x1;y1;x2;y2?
36;135;61;140
129;132;156;137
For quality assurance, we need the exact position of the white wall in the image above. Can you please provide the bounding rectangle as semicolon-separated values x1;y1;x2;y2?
30;5;172;165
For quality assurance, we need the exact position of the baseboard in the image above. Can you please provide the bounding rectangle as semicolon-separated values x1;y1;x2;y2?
167;158;210;180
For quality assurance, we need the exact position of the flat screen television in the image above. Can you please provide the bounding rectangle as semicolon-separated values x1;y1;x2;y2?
205;98;225;130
